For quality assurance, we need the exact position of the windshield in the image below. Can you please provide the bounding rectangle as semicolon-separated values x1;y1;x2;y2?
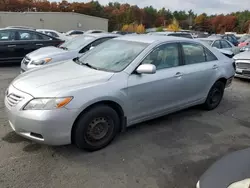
77;39;148;72
59;35;95;50
199;40;213;46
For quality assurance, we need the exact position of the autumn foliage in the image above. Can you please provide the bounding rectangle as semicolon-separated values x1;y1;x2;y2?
121;24;145;33
0;0;250;33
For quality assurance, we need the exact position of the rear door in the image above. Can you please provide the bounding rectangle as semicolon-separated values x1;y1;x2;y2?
179;42;220;103
30;31;62;48
0;29;17;63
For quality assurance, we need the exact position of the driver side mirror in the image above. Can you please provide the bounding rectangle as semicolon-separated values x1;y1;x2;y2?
136;64;156;74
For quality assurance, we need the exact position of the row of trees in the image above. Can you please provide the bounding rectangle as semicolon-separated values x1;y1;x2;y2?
0;0;250;33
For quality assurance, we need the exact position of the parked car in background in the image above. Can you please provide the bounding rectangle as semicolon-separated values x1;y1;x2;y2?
0;28;63;64
209;34;239;46
238;34;250;43
6;35;235;151
37;29;69;41
240;44;250;52
20;33;120;72
198;38;240;58
84;30;106;34
112;31;135;35
233;51;250;79
238;38;250;48
148;31;193;39
6;26;36;30
65;30;84;37
196;148;250;188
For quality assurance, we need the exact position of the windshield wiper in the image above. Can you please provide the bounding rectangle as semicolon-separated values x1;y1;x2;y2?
73;57;98;70
59;46;68;50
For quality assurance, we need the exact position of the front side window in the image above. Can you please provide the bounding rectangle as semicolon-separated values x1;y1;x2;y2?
77;39;148;72
182;43;206;65
142;43;180;70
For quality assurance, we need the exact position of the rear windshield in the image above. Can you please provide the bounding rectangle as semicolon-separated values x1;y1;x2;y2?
60;35;95;50
199;40;213;46
168;33;193;39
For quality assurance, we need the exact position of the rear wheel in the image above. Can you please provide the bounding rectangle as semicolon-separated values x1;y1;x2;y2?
203;81;225;110
73;105;120;151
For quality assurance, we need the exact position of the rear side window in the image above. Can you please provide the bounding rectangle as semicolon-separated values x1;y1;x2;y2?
212;41;221;49
182;43;206;65
204;48;218;61
0;30;13;41
71;31;83;35
221;40;231;48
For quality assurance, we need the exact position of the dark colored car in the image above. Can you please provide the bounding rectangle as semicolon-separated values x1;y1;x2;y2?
0;28;63;63
197;148;250;188
222;34;239;46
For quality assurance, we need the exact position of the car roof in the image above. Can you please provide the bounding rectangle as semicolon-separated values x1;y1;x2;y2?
114;34;194;44
197;38;217;41
37;29;58;32
84;33;120;38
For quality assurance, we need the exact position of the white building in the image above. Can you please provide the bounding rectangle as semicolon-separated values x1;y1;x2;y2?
0;12;108;32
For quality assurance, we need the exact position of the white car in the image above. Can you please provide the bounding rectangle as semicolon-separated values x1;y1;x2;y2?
37;29;69;41
233;51;250;79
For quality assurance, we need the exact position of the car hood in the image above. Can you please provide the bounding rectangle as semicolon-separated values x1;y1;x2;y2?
12;60;114;97
27;46;69;60
233;51;250;60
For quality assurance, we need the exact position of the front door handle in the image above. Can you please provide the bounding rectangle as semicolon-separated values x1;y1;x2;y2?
175;72;183;77
8;45;16;48
36;44;43;46
212;65;219;69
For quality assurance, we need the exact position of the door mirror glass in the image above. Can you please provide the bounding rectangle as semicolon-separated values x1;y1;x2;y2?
136;64;156;74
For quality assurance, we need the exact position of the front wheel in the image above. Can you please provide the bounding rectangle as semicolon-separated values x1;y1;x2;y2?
73;105;120;151
203;81;225;110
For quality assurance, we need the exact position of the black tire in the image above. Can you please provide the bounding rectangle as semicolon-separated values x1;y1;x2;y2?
73;105;120;151
203;81;225;110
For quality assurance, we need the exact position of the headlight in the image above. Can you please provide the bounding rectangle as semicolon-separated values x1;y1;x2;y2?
228;178;250;188
23;97;73;110
31;58;52;65
196;181;200;188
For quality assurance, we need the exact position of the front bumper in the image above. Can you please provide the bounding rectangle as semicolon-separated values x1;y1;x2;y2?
4;85;79;145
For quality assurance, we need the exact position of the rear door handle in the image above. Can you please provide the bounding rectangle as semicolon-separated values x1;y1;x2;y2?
8;45;16;47
212;65;219;69
175;72;183;77
36;44;43;46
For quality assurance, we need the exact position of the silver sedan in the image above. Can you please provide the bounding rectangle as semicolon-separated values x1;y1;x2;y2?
20;33;120;73
5;35;235;151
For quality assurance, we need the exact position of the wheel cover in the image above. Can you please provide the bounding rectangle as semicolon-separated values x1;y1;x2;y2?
209;88;222;105
86;117;111;142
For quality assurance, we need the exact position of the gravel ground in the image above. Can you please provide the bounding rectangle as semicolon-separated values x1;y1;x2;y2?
1;66;250;188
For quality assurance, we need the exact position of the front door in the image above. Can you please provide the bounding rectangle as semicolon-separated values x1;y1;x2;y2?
127;43;186;122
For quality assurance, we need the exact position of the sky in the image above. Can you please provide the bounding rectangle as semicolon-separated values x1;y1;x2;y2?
73;0;249;15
